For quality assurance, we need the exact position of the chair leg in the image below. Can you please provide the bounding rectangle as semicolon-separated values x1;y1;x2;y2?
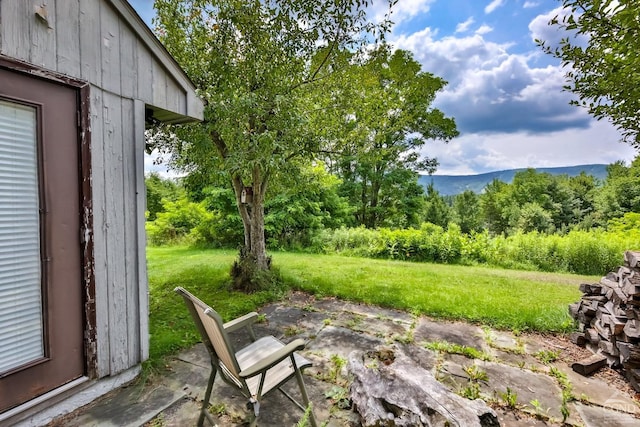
198;365;217;427
294;370;317;427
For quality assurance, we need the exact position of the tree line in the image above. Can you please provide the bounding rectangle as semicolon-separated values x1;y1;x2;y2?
146;155;640;249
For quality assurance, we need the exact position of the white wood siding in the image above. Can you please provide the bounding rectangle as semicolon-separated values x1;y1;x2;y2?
0;0;202;378
0;0;201;120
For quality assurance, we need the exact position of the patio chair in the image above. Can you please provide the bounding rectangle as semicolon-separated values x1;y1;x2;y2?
174;287;317;427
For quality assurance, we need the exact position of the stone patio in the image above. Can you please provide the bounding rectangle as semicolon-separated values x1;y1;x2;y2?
47;292;640;426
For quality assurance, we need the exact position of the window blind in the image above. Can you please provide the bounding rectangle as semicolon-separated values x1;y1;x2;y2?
0;99;44;374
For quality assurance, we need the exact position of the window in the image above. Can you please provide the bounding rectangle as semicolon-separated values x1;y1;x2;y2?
0;99;44;374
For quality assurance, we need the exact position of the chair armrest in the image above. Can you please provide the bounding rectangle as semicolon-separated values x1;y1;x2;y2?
223;312;259;333
239;338;306;379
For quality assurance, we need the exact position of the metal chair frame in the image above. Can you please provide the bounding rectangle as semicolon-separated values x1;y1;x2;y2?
175;287;317;427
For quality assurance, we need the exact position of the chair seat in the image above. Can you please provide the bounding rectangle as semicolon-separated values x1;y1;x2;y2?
235;336;312;396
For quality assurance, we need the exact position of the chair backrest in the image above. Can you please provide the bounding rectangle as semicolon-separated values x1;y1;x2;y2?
174;287;241;379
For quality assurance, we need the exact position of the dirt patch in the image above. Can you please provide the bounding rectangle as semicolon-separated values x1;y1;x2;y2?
537;333;640;402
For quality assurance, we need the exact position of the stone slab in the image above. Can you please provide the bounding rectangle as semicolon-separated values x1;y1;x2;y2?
575;402;640;427
441;357;564;420
414;317;487;350
556;363;640;415
61;383;185;427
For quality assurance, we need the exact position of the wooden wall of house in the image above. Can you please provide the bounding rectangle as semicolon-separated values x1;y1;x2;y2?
0;0;201;378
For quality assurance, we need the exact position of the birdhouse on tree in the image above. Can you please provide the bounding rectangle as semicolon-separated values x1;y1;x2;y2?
241;187;253;204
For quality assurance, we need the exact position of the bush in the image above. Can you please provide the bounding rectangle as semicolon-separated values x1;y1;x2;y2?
146;198;211;245
319;224;636;275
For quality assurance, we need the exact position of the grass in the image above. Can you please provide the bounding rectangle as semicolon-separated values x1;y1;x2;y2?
147;246;597;367
146;247;287;366
275;251;592;331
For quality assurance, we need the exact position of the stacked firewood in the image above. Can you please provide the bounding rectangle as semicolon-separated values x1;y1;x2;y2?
569;251;640;390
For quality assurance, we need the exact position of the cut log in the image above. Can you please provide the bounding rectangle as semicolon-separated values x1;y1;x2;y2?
593;319;612;340
570;332;586;347
580;283;602;295
608;316;626;336
571;354;607;376
625;251;640;269
348;347;499;427
599;339;619;356
604;300;627;318
624;319;640;339
585;328;600;345
612;288;629;305
617;342;640;364
569;302;581;318
600;277;619;290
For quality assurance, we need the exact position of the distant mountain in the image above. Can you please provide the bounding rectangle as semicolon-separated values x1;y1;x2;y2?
418;164;609;196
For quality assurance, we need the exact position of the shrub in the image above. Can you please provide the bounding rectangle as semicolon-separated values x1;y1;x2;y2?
146;198;211;245
319;224;635;275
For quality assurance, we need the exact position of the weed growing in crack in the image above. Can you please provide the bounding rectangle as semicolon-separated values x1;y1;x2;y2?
534;349;561;364
499;387;518;409
425;340;492;361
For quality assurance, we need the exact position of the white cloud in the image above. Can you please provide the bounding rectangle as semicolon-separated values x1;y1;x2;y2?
422;120;636;175
523;1;540;8
528;6;588;49
485;0;506;14
455;17;475;33
391;8;595;136
370;0;435;26
475;24;493;35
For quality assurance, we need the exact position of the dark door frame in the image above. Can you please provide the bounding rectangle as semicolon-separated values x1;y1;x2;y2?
0;54;97;379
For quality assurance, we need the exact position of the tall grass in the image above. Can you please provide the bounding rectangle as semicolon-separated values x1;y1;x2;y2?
317;225;637;275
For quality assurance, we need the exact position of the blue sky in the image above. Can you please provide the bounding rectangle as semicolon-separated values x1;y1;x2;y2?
131;0;637;175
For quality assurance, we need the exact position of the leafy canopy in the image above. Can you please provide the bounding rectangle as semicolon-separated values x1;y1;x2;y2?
538;0;640;148
153;0;393;180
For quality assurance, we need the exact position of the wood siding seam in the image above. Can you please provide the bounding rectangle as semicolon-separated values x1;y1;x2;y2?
104;91;128;375
134;100;149;362
30;1;56;69
79;0;102;86
122;98;140;366
55;0;81;77
90;87;110;378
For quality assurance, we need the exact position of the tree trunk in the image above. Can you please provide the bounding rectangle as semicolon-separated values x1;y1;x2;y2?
249;167;269;270
229;168;271;291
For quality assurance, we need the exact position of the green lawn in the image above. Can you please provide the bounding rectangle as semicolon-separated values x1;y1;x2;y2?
147;246;596;365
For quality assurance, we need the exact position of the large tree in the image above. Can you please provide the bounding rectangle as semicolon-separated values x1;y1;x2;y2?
539;0;640;148
152;0;391;289
324;46;458;228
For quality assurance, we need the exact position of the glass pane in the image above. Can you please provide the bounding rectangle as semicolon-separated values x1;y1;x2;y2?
0;99;44;374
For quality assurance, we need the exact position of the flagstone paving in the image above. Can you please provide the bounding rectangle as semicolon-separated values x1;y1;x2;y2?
48;292;640;426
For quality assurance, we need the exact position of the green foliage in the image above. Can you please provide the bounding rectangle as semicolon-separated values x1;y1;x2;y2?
145;173;183;221
146;198;212;245
452;190;483;234
318;224;633;275
500;387;518;409
194;187;244;247
425;341;492;361
534;349;561;364
325;46;458;229
324;386;351;410
596;158;640;222
538;0;640;148
265;163;353;250
608;212;640;236
424;183;451;228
